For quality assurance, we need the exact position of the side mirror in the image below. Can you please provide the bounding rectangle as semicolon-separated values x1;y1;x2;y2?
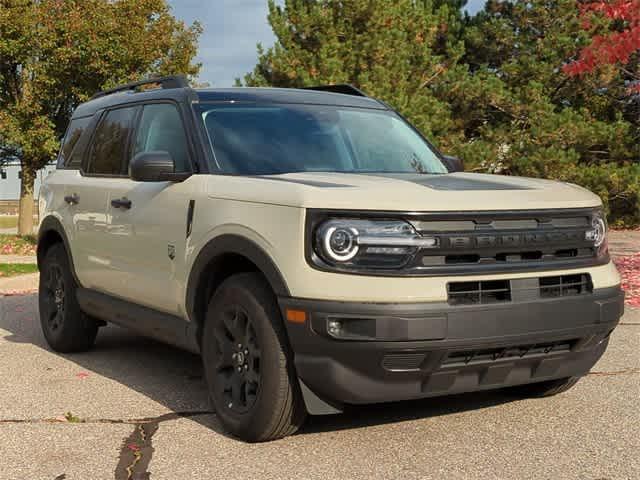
441;155;464;173
130;151;190;182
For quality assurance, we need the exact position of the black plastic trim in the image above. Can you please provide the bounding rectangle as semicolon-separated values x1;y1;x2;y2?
304;84;368;97
186;200;195;238
37;216;82;287
90;75;189;100
185;234;290;324
279;286;623;405
77;288;198;353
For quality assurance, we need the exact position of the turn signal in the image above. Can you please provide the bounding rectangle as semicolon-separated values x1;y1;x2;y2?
286;309;307;324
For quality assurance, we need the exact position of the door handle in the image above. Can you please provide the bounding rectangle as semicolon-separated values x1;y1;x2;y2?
111;197;132;210
64;194;79;205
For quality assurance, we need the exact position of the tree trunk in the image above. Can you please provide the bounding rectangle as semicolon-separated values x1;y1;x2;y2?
17;165;36;236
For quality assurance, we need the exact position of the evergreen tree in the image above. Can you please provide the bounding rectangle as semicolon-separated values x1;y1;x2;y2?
241;0;467;149
456;0;638;224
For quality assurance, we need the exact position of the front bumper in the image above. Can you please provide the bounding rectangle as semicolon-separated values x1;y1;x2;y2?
279;286;624;411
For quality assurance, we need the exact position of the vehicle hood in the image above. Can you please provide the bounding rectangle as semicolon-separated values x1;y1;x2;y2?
207;172;601;211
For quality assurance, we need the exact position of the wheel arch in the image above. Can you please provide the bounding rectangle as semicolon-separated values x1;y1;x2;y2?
186;234;290;345
37;216;79;283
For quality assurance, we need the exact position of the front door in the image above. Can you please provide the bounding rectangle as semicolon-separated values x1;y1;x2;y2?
101;102;196;315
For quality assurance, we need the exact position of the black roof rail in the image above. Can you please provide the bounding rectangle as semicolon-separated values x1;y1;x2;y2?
90;75;189;100
303;84;368;97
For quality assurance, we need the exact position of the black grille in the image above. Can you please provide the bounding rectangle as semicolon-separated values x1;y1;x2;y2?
411;209;604;274
448;274;593;305
442;340;575;366
382;353;426;372
448;280;511;305
539;274;592;298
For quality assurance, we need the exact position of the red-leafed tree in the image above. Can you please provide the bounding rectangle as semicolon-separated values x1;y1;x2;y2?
564;0;640;93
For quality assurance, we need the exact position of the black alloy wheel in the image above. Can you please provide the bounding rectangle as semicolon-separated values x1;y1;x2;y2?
42;263;66;334
213;305;262;414
39;243;99;353
202;272;306;442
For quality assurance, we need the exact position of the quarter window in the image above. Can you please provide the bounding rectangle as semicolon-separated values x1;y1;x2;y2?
58;116;92;168
87;107;137;175
133;103;191;173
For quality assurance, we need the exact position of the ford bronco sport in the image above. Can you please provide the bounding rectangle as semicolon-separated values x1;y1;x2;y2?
38;76;624;442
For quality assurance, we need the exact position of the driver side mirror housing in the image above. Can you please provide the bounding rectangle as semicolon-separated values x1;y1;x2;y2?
130;151;190;182
441;155;464;173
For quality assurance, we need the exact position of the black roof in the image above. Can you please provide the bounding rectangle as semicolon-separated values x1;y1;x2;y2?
72;85;386;119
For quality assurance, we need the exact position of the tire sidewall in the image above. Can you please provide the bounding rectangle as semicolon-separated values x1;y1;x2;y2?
39;244;71;346
202;275;295;439
38;243;97;352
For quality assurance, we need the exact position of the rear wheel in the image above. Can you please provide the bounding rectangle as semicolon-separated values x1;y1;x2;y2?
39;243;99;352
202;273;306;442
507;376;581;398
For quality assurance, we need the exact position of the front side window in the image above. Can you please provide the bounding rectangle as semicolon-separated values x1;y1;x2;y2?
87;107;137;175
133;103;191;173
197;103;447;175
58;116;92;168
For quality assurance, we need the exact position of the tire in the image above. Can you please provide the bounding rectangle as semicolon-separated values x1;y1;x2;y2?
507;376;581;398
202;272;306;442
38;243;99;353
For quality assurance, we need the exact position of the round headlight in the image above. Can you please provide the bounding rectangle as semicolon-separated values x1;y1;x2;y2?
586;215;607;247
323;226;359;261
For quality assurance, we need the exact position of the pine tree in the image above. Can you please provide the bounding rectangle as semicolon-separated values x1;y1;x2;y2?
453;0;639;225
241;0;467;149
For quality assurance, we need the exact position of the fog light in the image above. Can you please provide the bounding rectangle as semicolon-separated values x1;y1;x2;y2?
327;319;342;336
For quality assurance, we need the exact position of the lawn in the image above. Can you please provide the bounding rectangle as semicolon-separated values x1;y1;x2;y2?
0;263;38;278
0;234;37;255
0;216;18;229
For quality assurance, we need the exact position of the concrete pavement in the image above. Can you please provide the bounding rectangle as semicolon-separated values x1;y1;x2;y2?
0;294;638;480
0;255;37;264
0;273;39;296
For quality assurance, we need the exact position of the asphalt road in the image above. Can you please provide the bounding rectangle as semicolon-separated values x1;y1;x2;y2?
0;294;638;480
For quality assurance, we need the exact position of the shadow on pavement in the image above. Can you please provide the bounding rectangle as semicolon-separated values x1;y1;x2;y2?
1;293;515;439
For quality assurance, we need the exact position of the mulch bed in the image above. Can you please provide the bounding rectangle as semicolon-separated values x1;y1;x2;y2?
614;253;640;308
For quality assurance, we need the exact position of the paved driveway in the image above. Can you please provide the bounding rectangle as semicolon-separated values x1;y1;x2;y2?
0;295;638;480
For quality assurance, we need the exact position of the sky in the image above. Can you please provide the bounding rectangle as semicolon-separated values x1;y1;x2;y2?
168;0;487;88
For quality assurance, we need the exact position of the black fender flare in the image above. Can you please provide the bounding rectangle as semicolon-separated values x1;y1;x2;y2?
37;216;81;286
185;234;290;323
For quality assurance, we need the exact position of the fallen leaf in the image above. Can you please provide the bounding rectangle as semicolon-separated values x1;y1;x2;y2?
614;252;640;308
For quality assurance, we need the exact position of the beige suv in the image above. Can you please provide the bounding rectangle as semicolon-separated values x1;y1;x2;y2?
38;76;624;442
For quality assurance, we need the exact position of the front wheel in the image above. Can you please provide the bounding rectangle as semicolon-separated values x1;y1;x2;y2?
202;273;306;442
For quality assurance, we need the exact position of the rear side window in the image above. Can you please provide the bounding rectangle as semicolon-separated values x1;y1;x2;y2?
87;107;137;175
58;116;92;169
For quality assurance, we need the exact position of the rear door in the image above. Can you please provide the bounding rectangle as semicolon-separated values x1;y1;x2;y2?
101;102;196;315
75;106;139;291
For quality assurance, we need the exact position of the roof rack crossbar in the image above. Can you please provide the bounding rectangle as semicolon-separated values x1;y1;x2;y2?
303;84;368;97
90;75;189;100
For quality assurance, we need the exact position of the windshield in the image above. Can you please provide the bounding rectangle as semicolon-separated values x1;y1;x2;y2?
197;103;448;175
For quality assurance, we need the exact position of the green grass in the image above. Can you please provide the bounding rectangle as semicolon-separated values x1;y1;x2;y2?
0;263;38;278
0;217;18;229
